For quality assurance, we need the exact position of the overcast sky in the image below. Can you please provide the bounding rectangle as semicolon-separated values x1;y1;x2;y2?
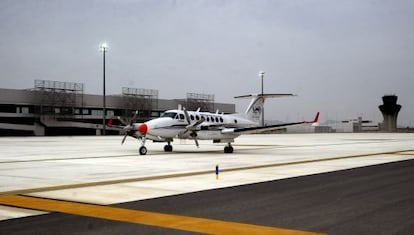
1;0;413;126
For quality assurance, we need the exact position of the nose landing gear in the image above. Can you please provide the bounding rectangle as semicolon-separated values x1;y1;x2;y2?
138;136;147;155
139;146;147;155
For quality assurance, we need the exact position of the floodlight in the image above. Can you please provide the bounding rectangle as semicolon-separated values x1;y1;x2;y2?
259;71;265;77
100;43;108;51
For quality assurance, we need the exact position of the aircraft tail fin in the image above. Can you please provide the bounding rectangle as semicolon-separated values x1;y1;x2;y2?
312;112;320;123
234;94;296;123
306;112;320;126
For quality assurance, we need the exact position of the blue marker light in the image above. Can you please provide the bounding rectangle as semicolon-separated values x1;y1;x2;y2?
215;164;219;180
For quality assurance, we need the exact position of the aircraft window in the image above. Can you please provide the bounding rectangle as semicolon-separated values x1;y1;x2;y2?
179;114;185;119
206;116;210;122
210;116;214;122
215;117;219;122
190;115;195;121
220;117;224;122
161;112;177;119
234;119;238;124
196;115;200;121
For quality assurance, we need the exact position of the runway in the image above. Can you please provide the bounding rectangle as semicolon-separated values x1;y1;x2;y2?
0;133;413;234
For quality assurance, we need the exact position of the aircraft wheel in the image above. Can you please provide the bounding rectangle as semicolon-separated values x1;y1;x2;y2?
164;145;173;152
139;146;147;155
224;146;233;153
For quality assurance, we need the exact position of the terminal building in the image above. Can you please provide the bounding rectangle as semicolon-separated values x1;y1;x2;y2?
0;80;235;136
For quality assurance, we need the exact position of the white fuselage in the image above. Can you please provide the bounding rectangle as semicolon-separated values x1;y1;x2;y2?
141;109;257;142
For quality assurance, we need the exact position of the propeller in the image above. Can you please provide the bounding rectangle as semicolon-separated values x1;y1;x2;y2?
117;116;128;126
182;108;205;148
121;133;128;145
121;111;138;145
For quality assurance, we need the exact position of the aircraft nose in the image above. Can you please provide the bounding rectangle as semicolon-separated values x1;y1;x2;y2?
137;123;148;135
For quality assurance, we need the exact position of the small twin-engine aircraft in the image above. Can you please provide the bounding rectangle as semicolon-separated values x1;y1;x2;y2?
121;94;319;155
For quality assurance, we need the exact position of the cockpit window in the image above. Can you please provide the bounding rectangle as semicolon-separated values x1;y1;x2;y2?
161;112;177;119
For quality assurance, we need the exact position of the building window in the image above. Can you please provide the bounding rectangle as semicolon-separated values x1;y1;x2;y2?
92;110;103;116
82;109;89;115
21;107;29;114
16;107;30;114
152;111;160;117
61;107;71;114
106;110;114;116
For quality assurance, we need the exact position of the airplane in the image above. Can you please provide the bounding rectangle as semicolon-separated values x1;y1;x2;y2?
121;94;319;155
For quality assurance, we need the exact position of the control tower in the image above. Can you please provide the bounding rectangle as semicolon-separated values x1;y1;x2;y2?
379;95;401;132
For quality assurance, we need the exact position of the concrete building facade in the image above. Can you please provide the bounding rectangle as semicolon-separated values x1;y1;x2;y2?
0;86;235;136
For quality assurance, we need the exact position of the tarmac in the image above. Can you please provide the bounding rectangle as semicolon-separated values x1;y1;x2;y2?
0;133;413;234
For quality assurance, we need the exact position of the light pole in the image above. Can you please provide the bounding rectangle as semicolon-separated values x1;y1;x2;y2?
100;43;108;135
259;71;265;127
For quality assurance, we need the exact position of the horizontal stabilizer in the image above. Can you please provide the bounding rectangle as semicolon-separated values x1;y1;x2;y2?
234;94;296;99
235;93;297;121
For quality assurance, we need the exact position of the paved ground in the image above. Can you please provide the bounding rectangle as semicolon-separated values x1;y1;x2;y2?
1;160;413;234
0;133;413;234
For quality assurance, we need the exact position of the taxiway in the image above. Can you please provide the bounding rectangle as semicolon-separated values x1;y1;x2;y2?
0;133;413;234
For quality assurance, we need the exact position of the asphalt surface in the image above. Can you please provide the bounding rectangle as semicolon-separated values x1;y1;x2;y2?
1;159;414;235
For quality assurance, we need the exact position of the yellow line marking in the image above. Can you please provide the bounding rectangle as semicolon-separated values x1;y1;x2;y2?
395;152;414;156
0;195;324;235
1;149;413;196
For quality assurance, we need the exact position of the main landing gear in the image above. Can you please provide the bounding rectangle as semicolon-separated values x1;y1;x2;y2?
164;141;173;152
224;143;234;153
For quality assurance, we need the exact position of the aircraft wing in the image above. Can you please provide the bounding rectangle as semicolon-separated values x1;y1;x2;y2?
222;112;319;135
